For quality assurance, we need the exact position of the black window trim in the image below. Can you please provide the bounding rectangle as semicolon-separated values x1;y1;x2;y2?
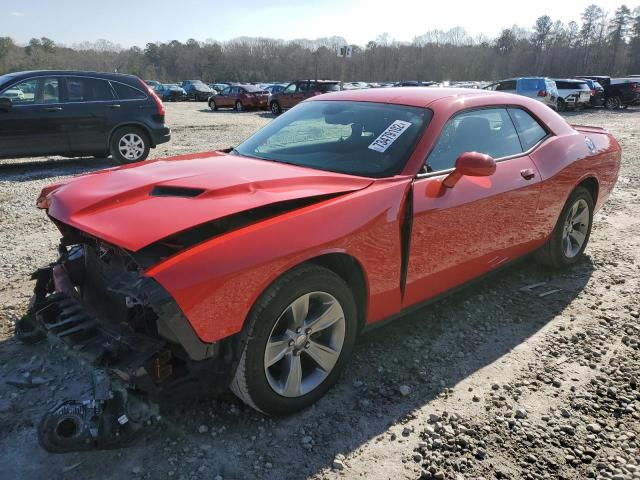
0;74;147;106
416;104;553;180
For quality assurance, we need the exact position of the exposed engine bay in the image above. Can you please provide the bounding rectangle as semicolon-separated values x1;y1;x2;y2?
17;234;238;452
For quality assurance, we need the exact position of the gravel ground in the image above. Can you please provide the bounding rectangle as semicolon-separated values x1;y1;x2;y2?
0;102;638;480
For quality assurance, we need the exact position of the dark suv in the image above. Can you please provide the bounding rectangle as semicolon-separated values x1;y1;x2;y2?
0;70;170;163
269;80;340;114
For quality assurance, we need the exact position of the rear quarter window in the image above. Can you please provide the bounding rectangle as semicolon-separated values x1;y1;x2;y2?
517;79;543;91
111;81;147;100
508;108;548;151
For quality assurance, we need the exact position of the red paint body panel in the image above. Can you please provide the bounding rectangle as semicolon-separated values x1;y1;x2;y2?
147;178;411;341
39;88;622;344
44;151;372;251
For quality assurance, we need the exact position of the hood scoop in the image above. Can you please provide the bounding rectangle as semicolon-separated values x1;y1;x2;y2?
150;186;205;198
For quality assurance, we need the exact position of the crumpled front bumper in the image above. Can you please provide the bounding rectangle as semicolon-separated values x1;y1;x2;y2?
17;243;234;452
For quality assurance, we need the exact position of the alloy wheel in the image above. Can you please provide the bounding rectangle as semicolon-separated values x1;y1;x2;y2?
117;133;145;161
264;292;345;398
562;198;590;258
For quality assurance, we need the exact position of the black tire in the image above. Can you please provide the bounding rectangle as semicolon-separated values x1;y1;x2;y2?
535;186;594;268
209;99;217;111
604;96;620;110
235;100;243;112
557;98;566;112
230;264;357;415
109;126;150;164
270;101;282;115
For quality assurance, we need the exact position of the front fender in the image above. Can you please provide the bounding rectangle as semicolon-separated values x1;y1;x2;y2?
146;178;412;343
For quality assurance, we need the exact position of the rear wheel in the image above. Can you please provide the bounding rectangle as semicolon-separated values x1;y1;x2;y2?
270;101;282;115
109;127;150;164
536;186;594;268
604;96;620;110
235;100;243;112
230;265;357;415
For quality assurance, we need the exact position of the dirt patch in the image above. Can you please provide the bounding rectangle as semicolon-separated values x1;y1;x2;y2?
0;104;638;479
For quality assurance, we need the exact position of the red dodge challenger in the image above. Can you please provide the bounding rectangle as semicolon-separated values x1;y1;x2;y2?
21;88;620;451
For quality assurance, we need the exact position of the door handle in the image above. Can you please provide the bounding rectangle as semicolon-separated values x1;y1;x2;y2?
45;106;63;112
108;104;121;109
520;168;536;180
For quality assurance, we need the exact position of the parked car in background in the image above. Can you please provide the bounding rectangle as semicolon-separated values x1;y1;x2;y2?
268;80;340;114
145;80;161;88
395;80;426;87
0;70;170;163
182;80;214;101
209;83;229;93
26;88;620;451
263;83;287;95
485;77;559;110
552;79;591;111
576;76;640;109
580;78;605;107
209;84;269;111
342;81;370;90
155;84;187;102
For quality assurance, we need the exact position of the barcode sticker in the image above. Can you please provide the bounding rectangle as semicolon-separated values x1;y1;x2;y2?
368;120;412;153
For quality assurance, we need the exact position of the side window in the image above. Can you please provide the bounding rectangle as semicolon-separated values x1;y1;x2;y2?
426;108;522;172
495;80;516;91
284;83;296;93
65;77;114;102
297;82;309;93
110;81;146;100
221;87;231;95
42;78;60;104
1;78;38;105
508;108;548;151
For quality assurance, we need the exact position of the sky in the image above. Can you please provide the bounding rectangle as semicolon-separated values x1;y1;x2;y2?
1;0;634;47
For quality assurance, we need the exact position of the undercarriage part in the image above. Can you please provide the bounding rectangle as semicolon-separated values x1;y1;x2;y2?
37;370;158;453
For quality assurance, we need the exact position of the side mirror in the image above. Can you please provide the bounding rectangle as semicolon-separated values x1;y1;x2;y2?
442;151;496;188
0;97;12;111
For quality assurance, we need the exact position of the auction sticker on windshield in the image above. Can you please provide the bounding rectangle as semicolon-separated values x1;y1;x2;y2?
368;120;412;153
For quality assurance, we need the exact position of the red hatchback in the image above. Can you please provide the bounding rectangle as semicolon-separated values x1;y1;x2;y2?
208;84;268;111
24;88;621;452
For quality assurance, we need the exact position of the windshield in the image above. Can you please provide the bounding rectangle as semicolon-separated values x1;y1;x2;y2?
234;100;432;178
318;83;340;92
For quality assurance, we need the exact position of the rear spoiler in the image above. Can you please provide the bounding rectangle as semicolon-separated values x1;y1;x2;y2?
570;124;609;135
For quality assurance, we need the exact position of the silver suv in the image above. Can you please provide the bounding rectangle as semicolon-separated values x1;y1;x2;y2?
485;77;559;110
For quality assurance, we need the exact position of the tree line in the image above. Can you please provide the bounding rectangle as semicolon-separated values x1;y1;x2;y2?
1;4;639;83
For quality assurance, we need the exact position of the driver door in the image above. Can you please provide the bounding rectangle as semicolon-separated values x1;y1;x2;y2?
0;76;70;158
279;82;298;108
403;107;543;307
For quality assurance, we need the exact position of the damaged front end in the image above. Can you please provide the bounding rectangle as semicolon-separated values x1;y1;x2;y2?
17;234;237;453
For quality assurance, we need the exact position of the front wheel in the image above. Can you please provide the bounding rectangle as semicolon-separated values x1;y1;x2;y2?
557;98;567;112
235;100;243;112
109;127;150;164
209;99;217;111
536;186;594;268
231;265;357;415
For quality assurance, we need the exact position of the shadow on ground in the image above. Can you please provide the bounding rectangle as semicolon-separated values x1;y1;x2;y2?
0;156;117;182
0;254;594;479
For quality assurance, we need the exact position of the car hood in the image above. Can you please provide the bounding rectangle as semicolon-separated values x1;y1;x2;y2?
43;151;373;251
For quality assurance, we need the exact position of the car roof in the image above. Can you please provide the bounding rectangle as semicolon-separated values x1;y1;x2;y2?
553;78;587;83
309;87;518;108
3;70;140;81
